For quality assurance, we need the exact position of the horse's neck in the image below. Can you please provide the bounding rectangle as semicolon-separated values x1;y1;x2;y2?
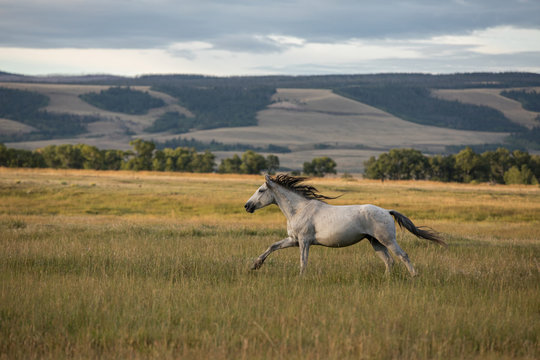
272;186;310;220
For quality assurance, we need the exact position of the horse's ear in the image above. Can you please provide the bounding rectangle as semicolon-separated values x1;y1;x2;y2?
265;174;273;185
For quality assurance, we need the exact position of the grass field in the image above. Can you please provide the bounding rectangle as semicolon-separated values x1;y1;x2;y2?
1;168;539;359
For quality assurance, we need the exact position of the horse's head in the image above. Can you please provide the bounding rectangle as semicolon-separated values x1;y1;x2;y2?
244;175;276;213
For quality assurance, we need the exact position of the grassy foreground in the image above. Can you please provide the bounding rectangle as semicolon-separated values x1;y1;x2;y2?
1;168;539;359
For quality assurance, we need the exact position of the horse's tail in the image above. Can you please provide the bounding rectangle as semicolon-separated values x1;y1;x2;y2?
389;210;447;247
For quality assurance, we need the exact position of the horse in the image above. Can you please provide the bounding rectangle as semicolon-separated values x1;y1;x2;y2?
244;174;446;276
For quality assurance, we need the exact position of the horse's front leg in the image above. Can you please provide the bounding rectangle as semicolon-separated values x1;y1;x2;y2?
299;239;312;275
251;237;298;270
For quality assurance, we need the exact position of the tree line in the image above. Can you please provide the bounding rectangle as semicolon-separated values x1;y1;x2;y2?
134;72;540;92
364;148;540;185
0;140;279;175
3;140;538;184
0;139;341;177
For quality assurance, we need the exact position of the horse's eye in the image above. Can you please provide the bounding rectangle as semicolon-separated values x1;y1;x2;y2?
258;188;266;193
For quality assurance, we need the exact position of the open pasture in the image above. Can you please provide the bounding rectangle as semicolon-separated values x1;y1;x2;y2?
0;168;539;359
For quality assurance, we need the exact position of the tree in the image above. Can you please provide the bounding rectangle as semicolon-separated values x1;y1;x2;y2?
191;150;215;173
55;144;84;169
512;150;532;169
218;151;277;174
152;149;166;171
303;157;337;177
364;149;428;180
504;165;539;185
388;148;429;180
0;146;44;168
218;154;242;173
455;147;488;182
240;150;267;174
125;139;155;170
266;155;280;175
364;155;385;180
0;143;6;166
103;150;124;170
175;148;195;172
482;148;512;184
78;144;104;170
39;145;61;168
428;154;456;182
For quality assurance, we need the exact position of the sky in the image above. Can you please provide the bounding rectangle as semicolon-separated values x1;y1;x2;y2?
1;0;540;76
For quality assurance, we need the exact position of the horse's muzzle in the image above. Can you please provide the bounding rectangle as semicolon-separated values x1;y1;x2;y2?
244;202;255;213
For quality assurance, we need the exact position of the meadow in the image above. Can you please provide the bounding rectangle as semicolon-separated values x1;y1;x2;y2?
0;168;538;359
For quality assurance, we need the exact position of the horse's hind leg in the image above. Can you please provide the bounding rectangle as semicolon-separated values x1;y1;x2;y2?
377;235;417;277
367;236;394;274
387;240;417;276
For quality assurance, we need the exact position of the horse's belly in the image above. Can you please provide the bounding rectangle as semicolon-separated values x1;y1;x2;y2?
314;228;364;247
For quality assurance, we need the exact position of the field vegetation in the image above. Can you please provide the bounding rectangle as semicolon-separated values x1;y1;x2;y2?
1;168;538;359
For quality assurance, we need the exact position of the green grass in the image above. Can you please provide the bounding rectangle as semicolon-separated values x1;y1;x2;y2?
0;169;539;359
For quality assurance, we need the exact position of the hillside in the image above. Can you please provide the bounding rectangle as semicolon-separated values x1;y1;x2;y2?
1;73;540;172
433;88;540;129
176;89;509;171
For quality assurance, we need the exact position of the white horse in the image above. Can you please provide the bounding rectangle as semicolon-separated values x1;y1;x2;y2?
244;174;446;276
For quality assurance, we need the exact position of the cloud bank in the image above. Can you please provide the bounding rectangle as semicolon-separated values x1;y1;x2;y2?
0;0;539;75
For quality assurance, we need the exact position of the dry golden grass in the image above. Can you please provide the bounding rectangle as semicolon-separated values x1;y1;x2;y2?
1;168;539;359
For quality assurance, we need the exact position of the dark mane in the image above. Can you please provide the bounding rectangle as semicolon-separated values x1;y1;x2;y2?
269;174;338;201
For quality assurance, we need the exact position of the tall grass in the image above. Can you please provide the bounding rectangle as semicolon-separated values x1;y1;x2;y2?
1;168;539;359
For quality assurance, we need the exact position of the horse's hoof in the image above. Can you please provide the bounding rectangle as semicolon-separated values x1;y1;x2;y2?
251;260;262;270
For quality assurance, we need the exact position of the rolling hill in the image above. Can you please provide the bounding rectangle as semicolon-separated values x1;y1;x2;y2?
1;72;539;172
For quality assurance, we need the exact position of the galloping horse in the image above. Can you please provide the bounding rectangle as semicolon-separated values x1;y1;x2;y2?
244;174;446;276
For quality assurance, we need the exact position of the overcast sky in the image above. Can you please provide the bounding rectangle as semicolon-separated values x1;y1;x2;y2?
1;0;539;76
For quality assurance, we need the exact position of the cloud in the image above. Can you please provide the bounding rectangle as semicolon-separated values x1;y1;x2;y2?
0;1;539;75
1;0;539;50
166;41;213;60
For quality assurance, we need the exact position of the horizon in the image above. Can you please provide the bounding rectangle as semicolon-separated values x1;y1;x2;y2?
2;69;540;79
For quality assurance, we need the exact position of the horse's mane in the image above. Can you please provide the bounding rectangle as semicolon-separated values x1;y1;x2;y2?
269;174;338;201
